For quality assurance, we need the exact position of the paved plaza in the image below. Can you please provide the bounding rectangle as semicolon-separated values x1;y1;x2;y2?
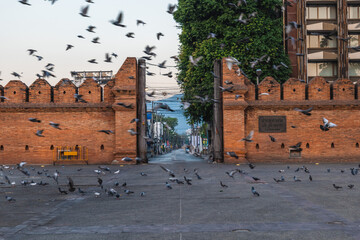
0;149;360;239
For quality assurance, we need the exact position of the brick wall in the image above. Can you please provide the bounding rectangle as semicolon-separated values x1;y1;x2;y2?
0;57;138;165
222;58;360;163
29;79;52;103
54;79;77;103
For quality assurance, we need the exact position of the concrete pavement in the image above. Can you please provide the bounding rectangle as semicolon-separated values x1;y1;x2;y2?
0;149;360;239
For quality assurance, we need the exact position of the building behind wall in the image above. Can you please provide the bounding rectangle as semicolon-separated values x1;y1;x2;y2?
286;0;360;82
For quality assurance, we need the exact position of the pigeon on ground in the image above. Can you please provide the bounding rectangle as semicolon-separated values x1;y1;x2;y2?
251;186;260;196
5;196;16;202
220;181;228;188
58;187;68;194
166;182;172;189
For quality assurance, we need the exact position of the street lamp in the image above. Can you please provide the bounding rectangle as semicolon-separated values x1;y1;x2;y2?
256;69;262;85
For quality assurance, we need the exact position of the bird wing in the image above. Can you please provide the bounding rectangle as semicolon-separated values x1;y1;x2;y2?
225;60;233;70
247;130;254;140
305;107;313;112
328;122;337;128
323;117;329;125
68;177;74;189
116;12;123;23
82;5;89;15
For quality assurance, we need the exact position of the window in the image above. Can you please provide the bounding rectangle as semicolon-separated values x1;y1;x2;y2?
307;6;336;20
0;145;3;151
308;62;338;77
307;35;337;48
349;34;360;47
349;62;360;76
348;6;360;19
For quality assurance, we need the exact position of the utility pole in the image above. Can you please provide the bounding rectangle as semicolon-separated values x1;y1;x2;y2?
213;60;223;162
137;58;147;163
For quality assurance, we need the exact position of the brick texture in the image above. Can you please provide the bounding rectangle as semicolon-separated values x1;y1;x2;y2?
103;79;115;104
4;80;28;103
0;58;138;165
112;57;138;163
308;77;330;100
29;79;52;103
258;77;281;101
78;78;102;103
332;78;355;101
222;58;360;163
54;79;77;103
283;78;306;101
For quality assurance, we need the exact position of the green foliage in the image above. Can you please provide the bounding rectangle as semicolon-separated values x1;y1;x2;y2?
173;0;291;124
163;116;178;130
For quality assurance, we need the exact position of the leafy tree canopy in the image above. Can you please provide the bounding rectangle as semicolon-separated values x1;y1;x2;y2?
173;0;291;124
163;116;179;130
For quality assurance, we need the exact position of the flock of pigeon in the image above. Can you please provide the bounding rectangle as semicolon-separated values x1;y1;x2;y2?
2;157;359;202
2;0;355;203
3;0;178;101
1;160;206;202
5;0;305;109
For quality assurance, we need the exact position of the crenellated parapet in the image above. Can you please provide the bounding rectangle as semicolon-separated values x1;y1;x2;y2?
258;77;281;101
332;78;355;101
103;79;115;103
4;80;28;103
54;79;77;103
78;78;102;103
282;78;306;101
308;77;330;101
29;79;52;103
221;57;360;164
0;57;139;165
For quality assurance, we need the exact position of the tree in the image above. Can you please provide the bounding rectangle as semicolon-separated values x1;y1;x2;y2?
162;116;178;131
173;0;291;124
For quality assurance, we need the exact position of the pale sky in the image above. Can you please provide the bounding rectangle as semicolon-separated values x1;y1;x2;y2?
0;0;181;98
